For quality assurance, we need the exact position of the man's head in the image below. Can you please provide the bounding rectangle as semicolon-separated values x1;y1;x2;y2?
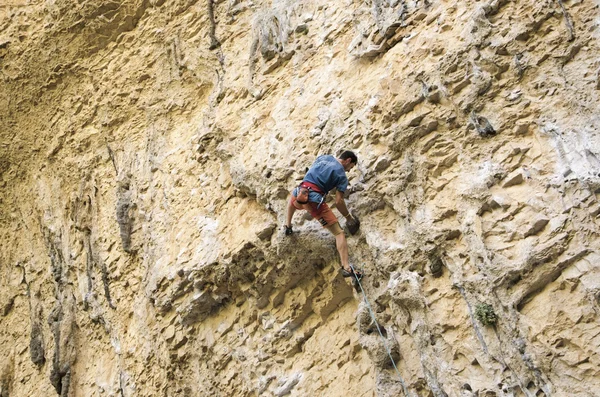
338;150;357;171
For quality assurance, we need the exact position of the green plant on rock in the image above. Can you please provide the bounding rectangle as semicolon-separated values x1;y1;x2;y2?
475;303;497;326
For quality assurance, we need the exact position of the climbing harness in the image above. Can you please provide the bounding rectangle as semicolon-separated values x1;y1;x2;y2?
296;186;311;204
348;263;412;397
295;181;326;208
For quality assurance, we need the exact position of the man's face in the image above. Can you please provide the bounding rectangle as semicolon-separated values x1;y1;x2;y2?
342;159;356;172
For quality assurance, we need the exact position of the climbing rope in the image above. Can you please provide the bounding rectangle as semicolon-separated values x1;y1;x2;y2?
349;263;412;397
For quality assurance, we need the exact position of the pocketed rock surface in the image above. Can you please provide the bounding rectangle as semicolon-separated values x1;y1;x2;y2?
1;0;600;396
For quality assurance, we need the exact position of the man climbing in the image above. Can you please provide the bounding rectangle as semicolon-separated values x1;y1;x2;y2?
285;150;362;280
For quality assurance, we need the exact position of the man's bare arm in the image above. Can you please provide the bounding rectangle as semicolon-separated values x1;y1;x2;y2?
286;196;296;227
335;191;353;221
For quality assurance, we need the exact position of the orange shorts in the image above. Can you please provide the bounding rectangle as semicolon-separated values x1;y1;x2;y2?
290;193;342;235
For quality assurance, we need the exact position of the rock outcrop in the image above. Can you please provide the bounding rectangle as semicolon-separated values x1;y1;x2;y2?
1;0;599;396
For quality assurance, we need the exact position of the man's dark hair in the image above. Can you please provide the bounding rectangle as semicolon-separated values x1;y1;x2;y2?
339;150;357;164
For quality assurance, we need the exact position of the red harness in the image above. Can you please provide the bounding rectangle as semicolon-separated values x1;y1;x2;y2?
299;181;324;194
296;181;324;205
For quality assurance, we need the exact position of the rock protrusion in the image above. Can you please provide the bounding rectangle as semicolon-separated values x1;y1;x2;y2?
470;112;496;137
116;176;136;254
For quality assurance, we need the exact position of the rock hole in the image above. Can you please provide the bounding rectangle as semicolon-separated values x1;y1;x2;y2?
312;260;325;270
508;275;522;288
379;326;387;338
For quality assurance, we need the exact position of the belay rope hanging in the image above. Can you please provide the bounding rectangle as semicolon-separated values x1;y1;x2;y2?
349;263;413;397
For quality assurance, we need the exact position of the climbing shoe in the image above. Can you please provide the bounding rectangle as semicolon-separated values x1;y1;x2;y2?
341;267;363;281
284;225;293;236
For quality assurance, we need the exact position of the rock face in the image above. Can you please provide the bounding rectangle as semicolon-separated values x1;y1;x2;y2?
1;0;599;396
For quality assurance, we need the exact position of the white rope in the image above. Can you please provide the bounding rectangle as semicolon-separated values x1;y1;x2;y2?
349;263;412;397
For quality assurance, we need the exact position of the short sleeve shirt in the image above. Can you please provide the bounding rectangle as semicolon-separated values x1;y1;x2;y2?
304;155;349;194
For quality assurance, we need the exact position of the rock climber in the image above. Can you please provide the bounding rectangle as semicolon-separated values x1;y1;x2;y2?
284;150;362;280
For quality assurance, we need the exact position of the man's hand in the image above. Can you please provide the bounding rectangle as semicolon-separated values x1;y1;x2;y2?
346;215;360;235
284;225;293;236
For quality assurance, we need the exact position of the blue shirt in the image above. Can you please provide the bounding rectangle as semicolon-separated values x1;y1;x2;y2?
304;155;349;195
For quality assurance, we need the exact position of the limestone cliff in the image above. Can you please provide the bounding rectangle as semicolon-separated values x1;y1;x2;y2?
1;0;599;396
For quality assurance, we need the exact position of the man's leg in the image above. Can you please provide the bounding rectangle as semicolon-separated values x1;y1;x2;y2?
331;226;351;272
325;222;350;272
311;204;361;279
327;221;362;279
317;204;350;271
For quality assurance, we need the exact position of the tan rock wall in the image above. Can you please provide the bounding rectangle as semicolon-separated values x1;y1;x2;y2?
1;0;599;396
